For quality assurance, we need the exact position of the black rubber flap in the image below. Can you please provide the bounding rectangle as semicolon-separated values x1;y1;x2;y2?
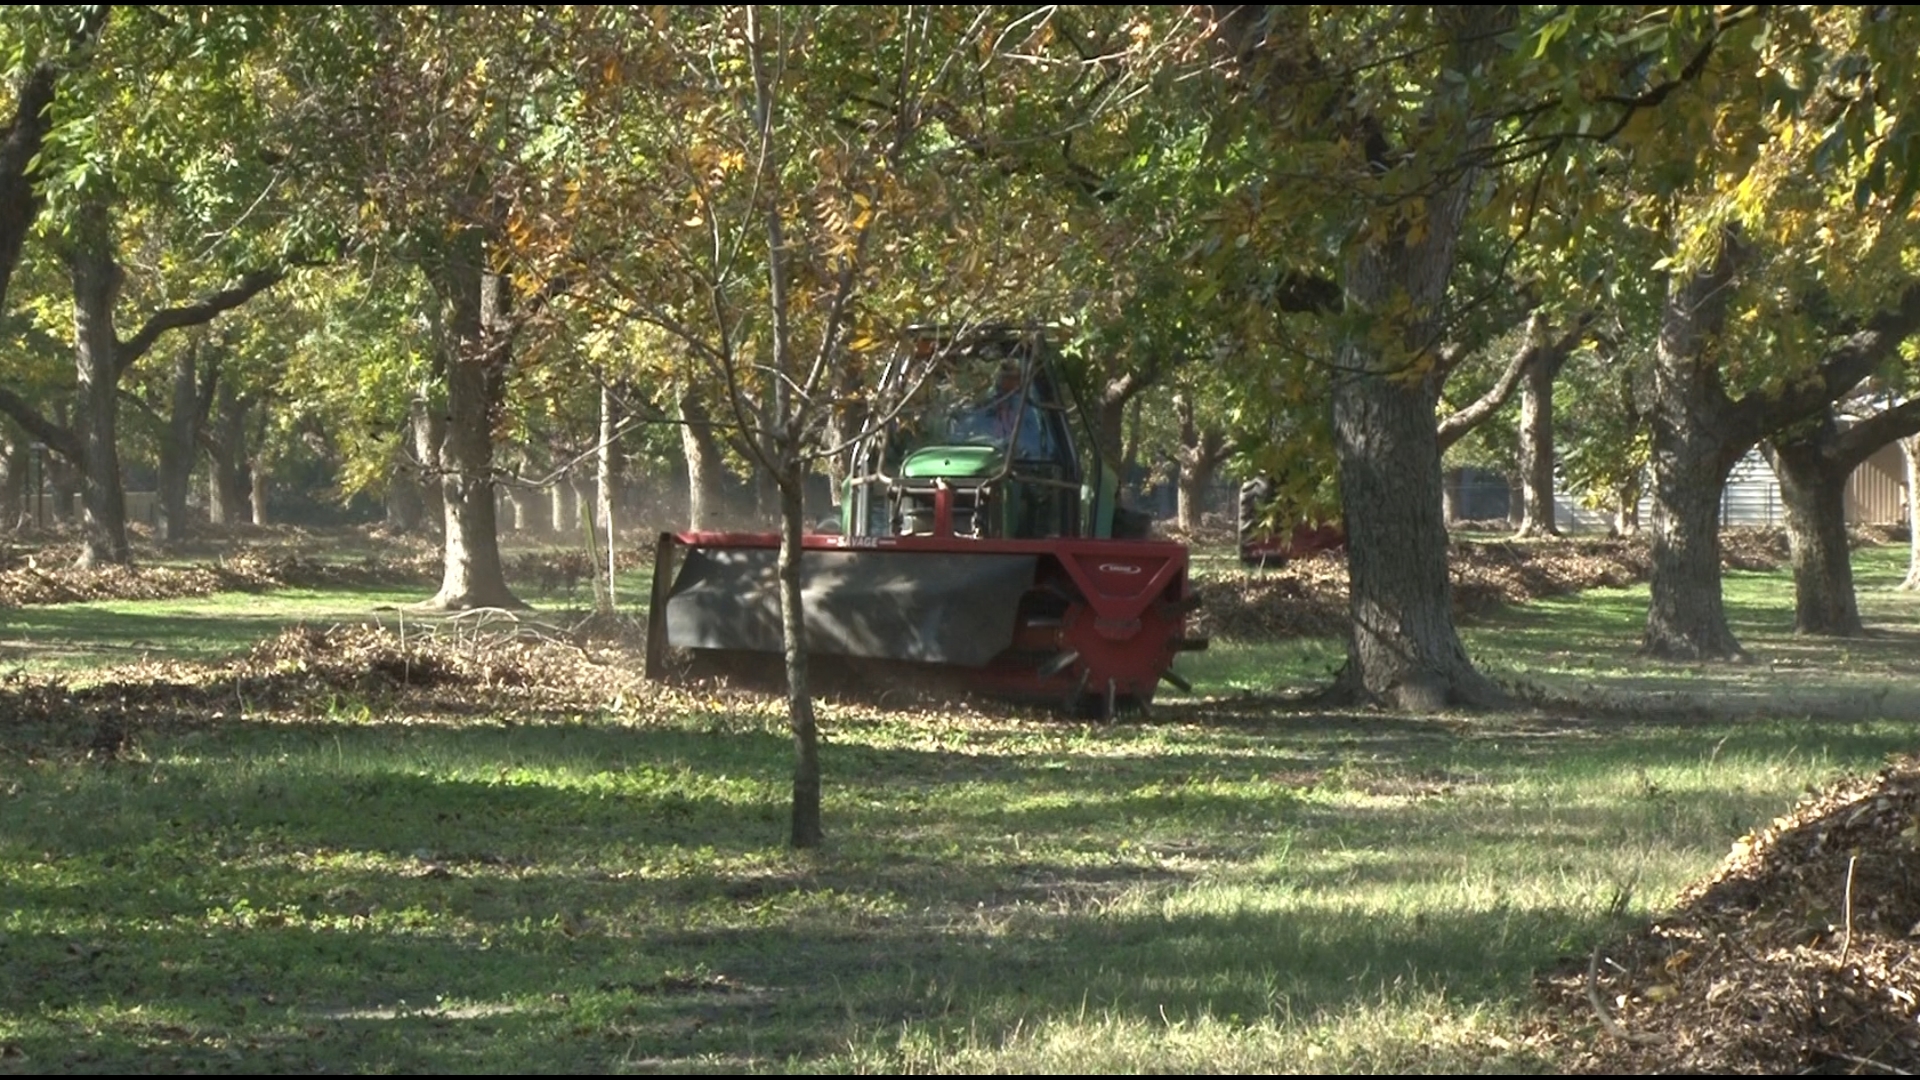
664;548;1035;666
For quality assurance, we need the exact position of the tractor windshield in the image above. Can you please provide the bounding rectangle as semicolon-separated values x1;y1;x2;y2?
928;359;1055;460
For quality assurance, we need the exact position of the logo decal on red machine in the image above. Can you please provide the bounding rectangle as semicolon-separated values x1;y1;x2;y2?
1098;562;1142;575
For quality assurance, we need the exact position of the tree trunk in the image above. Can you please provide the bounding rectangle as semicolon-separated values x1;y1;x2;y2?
1172;393;1230;534
1642;235;1749;660
1766;421;1861;636
819;362;866;511
409;390;446;532
752;457;778;527
1902;434;1920;591
507;482;536;533
595;375;619;610
1440;467;1461;527
69;200;130;568
1515;347;1565;537
1332;330;1497;708
678;384;730;531
383;435;428;533
549;477;574;533
1644;448;1744;658
420;239;522;611
1312;5;1511;710
778;459;822;848
48;451;78;525
156;342;203;542
249;462;269;526
1612;474;1641;536
1096;388;1130;478
1175;457;1215;533
0;52;77;313
206;383;252;527
0;428;21;530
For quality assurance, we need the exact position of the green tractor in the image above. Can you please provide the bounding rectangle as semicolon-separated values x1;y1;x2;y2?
648;325;1202;717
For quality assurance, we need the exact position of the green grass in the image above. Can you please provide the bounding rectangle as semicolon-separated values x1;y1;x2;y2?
1;541;1918;1071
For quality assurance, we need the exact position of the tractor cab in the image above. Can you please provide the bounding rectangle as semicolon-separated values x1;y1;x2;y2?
842;327;1132;541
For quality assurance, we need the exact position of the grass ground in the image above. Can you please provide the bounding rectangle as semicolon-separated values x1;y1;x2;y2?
1;537;1916;1072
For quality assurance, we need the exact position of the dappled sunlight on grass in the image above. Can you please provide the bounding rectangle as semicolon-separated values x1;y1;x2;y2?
4;542;1920;1070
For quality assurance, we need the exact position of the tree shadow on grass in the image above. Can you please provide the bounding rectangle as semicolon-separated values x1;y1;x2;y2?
6;696;1920;1071
0;872;1617;1072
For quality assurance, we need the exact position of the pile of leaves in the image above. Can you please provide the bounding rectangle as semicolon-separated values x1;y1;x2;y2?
1193;551;1352;640
0;556;272;607
219;549;438;590
1196;531;1794;641
239;622;649;705
0;548;437;608
1537;754;1920;1074
0;622;666;763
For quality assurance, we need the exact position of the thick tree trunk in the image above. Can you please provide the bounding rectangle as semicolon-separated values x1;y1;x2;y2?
1122;395;1144;487
1642;232;1750;660
1767;424;1861;636
0;55;72;312
155;343;202;542
549;477;574;533
752;458;778;527
1515;348;1565;537
205;384;251;527
1333;335;1498;708
420;236;522;611
678;385;730;531
1645;450;1745;657
1096;388;1130;478
69;201;130;568
1313;5;1510;710
1902;434;1920;591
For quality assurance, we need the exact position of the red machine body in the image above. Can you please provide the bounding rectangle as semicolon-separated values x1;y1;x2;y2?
646;529;1202;716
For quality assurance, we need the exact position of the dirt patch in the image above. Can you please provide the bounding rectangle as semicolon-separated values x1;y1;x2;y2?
1195;530;1801;641
1534;755;1920;1074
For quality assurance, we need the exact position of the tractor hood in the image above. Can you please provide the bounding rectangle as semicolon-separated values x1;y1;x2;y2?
900;444;1003;480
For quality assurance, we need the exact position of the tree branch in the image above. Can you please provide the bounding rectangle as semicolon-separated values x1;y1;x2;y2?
0;384;81;461
1437;310;1591;452
1741;280;1920;441
115;268;286;377
1830;397;1920;471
